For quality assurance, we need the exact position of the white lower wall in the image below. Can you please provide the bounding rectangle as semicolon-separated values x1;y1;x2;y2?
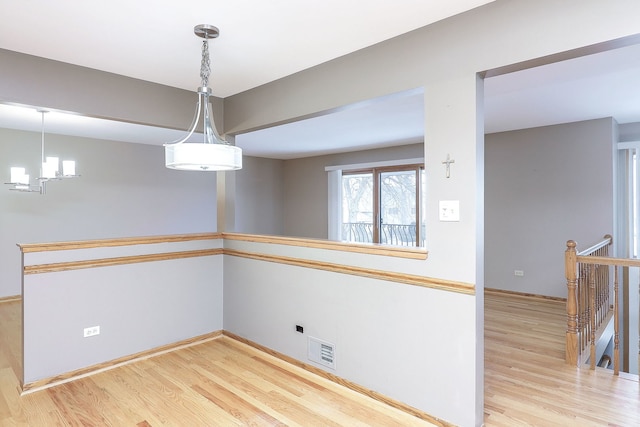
223;248;477;427
22;239;224;384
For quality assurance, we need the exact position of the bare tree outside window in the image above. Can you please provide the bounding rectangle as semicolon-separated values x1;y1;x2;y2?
380;170;416;245
342;173;373;243
341;165;424;247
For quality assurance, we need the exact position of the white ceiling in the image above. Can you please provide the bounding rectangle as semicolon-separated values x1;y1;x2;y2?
238;42;640;159
0;0;494;97
484;42;640;134
1;0;639;159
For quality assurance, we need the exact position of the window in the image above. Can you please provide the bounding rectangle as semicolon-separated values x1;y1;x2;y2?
341;165;424;247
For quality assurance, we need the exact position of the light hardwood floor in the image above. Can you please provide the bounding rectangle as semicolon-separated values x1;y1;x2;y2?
484;291;640;426
0;300;436;426
3;294;639;426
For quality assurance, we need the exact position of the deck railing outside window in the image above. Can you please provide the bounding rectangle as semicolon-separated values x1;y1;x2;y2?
342;223;425;247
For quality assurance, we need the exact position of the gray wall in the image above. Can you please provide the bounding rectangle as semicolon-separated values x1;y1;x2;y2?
619;121;640;142
223;238;476;426
0;48;196;130
234;156;285;235
282;143;423;239
485;118;615;298
0;128;217;297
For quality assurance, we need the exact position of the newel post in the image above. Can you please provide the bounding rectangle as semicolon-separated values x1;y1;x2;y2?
565;240;579;366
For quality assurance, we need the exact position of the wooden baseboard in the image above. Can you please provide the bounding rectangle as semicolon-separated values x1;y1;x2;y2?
0;295;21;304
21;330;222;394
485;287;566;302
222;331;453;427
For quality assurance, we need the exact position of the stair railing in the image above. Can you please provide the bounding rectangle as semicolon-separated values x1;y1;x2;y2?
565;235;619;373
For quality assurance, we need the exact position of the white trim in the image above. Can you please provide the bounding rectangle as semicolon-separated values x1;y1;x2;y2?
325;157;424;172
617;141;640;150
327;170;342;241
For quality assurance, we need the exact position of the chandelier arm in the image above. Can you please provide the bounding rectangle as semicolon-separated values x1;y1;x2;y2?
203;97;228;145
40;112;45;169
166;95;203;145
203;98;213;143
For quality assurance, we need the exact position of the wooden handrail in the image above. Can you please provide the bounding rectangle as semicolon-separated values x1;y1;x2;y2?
577;234;612;256
576;255;640;268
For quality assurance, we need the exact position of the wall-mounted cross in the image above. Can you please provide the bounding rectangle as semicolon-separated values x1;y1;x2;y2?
442;154;455;178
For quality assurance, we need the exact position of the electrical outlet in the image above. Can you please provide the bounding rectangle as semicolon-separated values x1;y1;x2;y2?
514;270;524;277
83;326;100;337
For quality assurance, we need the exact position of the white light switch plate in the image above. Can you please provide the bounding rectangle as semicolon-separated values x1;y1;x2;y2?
439;200;460;222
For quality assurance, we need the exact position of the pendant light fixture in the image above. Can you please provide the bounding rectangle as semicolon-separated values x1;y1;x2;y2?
164;24;242;171
6;109;79;194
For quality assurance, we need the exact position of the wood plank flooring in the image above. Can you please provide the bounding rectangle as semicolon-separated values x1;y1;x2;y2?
484;291;640;426
0;300;435;426
2;293;639;426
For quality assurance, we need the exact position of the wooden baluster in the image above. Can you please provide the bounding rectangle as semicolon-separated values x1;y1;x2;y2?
576;263;584;358
589;265;596;370
565;240;579;366
601;268;604;325
596;264;601;326
582;265;590;358
578;265;585;355
614;266;619;375
604;263;609;323
600;262;605;325
605;264;610;323
601;264;605;325
605;235;613;329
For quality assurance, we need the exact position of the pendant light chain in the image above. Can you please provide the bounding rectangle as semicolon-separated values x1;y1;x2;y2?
200;40;211;88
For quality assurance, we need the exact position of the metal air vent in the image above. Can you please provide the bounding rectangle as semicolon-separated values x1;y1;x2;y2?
308;336;336;369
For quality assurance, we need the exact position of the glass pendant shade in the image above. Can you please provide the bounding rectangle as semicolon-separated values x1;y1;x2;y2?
10;167;29;185
62;160;76;176
42;156;59;179
166;142;242;171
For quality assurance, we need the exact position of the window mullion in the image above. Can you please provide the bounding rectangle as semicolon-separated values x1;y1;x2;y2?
373;168;381;243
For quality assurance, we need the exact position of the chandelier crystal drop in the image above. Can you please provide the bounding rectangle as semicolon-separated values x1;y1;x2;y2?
164;24;242;171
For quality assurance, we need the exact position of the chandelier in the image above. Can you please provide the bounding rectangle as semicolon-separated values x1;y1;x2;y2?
164;24;242;171
6;109;79;194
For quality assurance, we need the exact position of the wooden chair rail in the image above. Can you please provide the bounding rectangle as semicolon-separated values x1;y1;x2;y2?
18;232;427;260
